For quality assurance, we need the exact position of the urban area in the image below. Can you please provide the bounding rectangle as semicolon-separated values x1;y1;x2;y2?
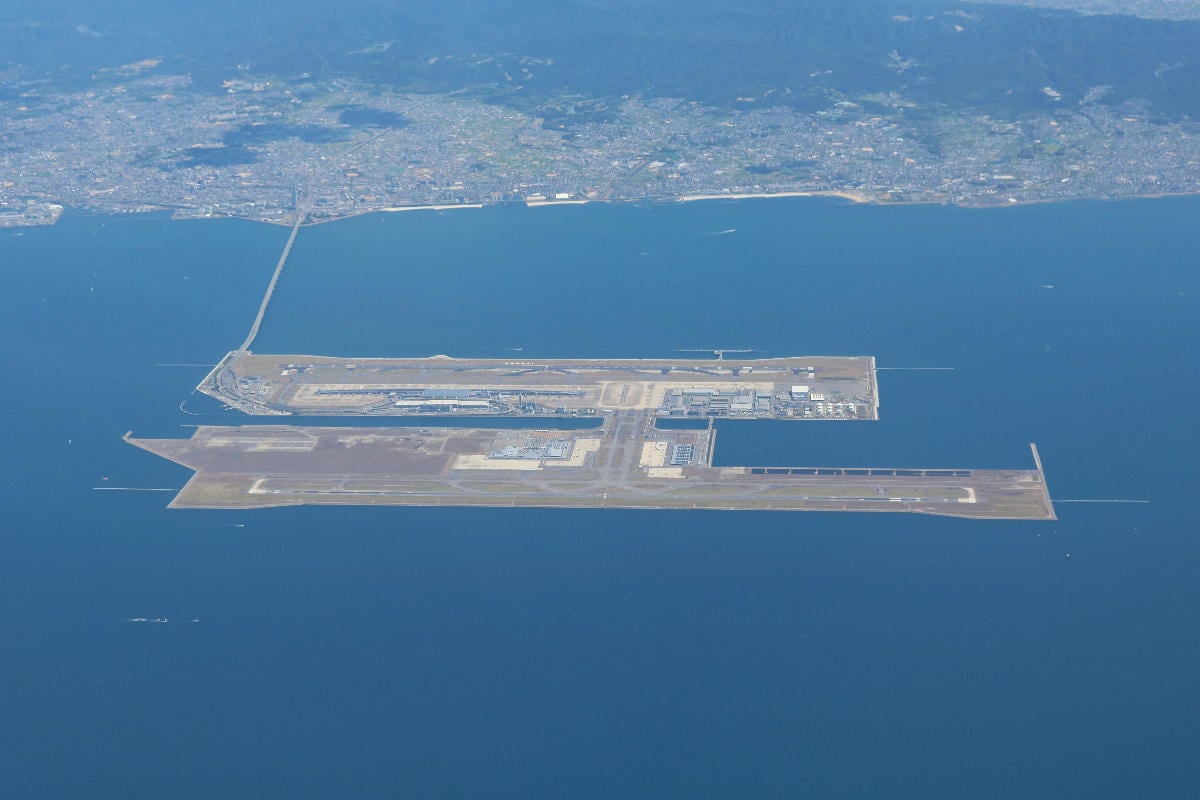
3;59;1200;227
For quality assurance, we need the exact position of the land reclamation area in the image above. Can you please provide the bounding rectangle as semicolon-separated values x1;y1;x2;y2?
121;188;1058;521
127;421;1054;519
122;350;1054;519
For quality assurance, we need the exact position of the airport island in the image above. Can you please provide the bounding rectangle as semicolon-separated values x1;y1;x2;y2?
127;350;1056;520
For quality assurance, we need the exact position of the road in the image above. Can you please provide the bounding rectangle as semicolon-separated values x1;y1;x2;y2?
236;204;306;353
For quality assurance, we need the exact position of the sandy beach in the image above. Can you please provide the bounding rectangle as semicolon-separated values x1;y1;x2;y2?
677;190;871;204
381;203;486;212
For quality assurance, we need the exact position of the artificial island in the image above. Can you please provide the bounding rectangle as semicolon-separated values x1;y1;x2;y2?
123;187;1055;522
127;349;1055;519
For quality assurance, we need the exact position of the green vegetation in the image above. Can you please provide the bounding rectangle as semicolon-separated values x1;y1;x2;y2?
4;1;1200;119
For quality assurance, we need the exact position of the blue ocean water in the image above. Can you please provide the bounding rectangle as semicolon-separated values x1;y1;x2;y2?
1;199;1197;798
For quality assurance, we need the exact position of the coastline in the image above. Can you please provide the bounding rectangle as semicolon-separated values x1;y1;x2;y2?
676;189;873;204
524;199;591;207
27;186;1200;230
380;203;486;212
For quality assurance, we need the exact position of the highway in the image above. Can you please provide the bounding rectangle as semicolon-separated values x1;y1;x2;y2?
236;205;305;353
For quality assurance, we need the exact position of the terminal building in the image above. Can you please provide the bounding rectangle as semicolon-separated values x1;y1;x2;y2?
660;388;774;417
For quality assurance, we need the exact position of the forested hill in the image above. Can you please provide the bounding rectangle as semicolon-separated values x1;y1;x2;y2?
3;0;1199;118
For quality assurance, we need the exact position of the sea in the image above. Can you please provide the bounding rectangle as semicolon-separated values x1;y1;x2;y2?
1;197;1197;798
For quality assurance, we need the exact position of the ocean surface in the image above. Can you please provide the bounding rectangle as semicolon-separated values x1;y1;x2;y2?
1;198;1197;798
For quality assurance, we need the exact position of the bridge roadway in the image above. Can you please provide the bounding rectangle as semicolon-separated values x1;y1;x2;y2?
236;207;305;354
